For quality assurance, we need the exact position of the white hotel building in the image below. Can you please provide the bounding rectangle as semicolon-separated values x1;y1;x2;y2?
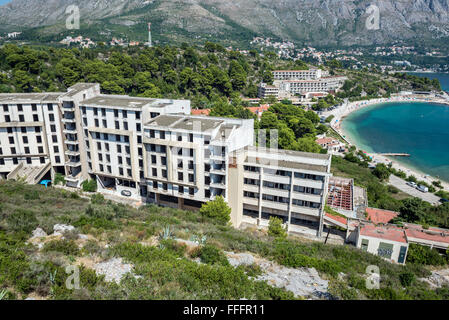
0;83;333;237
258;69;347;99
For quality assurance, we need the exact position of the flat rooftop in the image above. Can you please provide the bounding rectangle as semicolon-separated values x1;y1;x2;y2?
246;145;331;161
244;156;329;173
360;224;407;243
145;115;243;134
366;208;399;225
80;95;156;108
0;93;64;103
64;83;98;97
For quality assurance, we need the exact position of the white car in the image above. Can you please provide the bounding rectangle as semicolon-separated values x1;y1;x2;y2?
417;185;429;193
406;181;417;188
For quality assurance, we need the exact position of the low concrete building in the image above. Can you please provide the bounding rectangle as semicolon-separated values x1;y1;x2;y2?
356;223;409;264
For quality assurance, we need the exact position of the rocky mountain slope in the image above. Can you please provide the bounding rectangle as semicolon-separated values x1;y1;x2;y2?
1;0;448;46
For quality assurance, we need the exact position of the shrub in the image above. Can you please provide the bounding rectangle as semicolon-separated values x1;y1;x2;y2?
6;209;38;234
406;243;447;266
82;179;97;192
91;193;105;204
43;240;80;256
372;163;391;181
194;244;230;267
199;196;231;225
399;272;415;287
53;173;65;186
268;216;287;238
24;190;40;200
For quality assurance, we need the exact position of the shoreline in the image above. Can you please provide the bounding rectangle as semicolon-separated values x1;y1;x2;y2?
324;95;449;192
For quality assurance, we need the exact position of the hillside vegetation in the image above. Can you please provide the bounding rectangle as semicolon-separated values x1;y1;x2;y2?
1;180;449;300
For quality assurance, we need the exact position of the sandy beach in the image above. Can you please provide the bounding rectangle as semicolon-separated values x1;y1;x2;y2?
324;94;449;192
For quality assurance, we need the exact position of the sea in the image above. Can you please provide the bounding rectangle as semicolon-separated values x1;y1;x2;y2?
341;73;449;182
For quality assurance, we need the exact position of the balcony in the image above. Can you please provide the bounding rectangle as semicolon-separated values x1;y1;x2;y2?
65;150;80;157
210;180;226;189
209;153;226;161
210;167;226;175
63;128;78;135
66;161;81;168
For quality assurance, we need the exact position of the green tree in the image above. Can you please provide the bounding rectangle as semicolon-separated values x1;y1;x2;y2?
268;216;287;238
200;196;231;225
372;163;391;181
399;198;428;223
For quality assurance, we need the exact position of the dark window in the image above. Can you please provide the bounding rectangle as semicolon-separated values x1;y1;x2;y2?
19;114;24;122
9;137;14;144
17;104;23;111
49;114;55;122
24;147;30;154
51;125;56;132
13;158;18;165
5;115;10;122
40;157;45;164
33;114;38;121
31;104;37;111
52;135;57;143
22;136;28;144
3;104;8;112
38;146;44;153
55;156;60;163
10;147;16;154
47;104;53;111
21;127;26;133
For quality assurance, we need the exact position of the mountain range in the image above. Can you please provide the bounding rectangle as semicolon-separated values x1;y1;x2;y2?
1;0;449;47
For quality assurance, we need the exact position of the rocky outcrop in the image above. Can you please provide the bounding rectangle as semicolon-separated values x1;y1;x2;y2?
225;251;331;299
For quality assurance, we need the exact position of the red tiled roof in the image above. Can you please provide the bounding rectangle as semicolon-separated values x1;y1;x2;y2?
404;224;449;245
366;208;399;225
360;224;407;243
247;105;270;115
191;109;210;116
325;212;347;226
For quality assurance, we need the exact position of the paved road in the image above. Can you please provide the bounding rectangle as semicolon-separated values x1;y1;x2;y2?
389;175;441;205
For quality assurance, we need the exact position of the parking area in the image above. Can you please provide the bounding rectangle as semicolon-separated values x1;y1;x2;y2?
389;175;441;205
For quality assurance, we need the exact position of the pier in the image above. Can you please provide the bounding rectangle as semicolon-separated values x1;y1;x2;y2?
380;153;411;157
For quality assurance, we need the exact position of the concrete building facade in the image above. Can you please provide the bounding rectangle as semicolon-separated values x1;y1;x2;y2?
0;83;333;237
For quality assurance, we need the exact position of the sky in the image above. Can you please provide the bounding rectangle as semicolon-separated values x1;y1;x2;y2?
0;0;11;5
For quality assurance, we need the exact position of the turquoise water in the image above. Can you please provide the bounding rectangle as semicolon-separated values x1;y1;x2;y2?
342;102;449;182
409;72;449;92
